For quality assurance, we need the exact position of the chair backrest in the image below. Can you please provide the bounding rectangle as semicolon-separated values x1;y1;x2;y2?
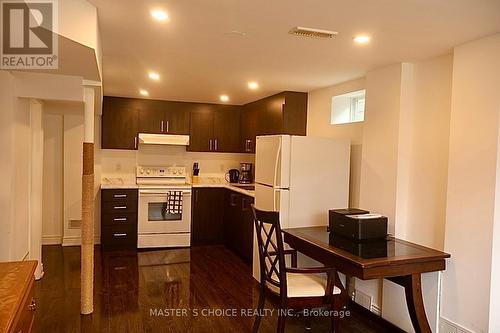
252;205;287;298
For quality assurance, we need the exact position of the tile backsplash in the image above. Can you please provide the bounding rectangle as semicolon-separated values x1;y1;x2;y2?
101;144;254;183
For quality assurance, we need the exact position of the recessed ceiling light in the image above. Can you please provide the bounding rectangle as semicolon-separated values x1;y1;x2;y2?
151;10;168;22
353;35;370;44
139;89;149;96
220;95;229;102
248;82;259;90
148;72;160;80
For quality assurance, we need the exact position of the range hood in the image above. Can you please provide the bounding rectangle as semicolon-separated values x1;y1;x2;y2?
138;133;190;146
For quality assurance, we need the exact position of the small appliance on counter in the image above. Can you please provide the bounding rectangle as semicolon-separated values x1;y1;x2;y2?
192;162;200;184
226;169;240;183
239;163;253;184
329;208;388;241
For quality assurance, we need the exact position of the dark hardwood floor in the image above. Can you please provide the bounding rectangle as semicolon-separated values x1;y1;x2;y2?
35;245;391;332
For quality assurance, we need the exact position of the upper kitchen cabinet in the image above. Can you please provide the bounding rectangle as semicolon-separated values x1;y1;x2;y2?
240;91;308;153
136;100;190;135
102;97;139;150
188;104;241;153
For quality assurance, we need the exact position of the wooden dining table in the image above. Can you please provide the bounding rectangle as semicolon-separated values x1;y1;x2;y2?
282;226;450;333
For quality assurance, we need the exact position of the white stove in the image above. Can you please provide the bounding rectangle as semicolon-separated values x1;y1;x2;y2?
136;166;192;248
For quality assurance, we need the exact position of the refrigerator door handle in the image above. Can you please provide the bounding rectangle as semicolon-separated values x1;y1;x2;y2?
273;140;281;188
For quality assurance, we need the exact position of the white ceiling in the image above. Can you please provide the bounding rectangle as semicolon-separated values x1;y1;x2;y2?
88;0;500;105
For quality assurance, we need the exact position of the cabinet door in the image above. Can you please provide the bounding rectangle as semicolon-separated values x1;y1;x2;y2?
223;191;242;253
241;195;255;265
283;92;308;135
188;107;214;152
138;108;165;134
191;188;225;245
213;106;241;153
241;104;258;153
164;102;190;135
257;93;285;136
102;97;139;150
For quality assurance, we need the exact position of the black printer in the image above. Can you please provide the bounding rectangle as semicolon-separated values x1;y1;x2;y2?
328;208;388;241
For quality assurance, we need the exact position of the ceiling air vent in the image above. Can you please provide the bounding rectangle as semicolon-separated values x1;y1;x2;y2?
289;26;338;39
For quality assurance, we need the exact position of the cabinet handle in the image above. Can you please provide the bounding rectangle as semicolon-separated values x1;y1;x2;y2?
134;136;138;149
113;217;127;222
161;120;164;132
28;298;36;311
113;233;127;237
230;193;238;207
215;139;218;151
166;120;169;133
209;139;213;151
114;206;127;210
242;197;250;211
113;194;127;198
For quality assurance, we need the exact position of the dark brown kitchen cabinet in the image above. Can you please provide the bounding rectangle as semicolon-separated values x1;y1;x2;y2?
240;91;308;153
224;191;254;265
101;189;138;249
188;105;241;153
240;103;258;153
138;100;190;135
191;188;225;245
102;97;139;150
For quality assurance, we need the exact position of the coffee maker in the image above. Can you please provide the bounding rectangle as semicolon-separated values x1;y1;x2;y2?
238;163;253;184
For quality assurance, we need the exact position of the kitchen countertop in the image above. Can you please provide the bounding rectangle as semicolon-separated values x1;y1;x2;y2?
191;178;255;197
100;177;255;197
101;178;138;189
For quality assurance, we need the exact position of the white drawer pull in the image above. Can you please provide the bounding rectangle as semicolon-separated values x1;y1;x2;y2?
113;233;127;237
113;217;127;222
114;194;127;198
114;206;127;210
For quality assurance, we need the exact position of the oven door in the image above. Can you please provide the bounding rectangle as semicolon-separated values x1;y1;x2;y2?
138;189;192;234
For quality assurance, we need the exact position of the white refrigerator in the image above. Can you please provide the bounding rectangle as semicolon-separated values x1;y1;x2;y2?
252;135;351;280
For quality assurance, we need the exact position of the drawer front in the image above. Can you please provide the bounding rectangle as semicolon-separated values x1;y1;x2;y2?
102;189;138;203
101;213;137;227
102;200;137;214
101;224;137;247
12;280;35;333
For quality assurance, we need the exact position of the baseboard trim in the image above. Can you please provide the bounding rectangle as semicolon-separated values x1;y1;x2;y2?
440;316;474;333
62;236;101;247
42;235;62;245
349;300;405;333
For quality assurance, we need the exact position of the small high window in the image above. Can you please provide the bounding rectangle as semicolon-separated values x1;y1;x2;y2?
331;89;366;125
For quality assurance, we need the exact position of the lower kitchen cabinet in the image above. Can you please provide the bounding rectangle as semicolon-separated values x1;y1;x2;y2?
101;189;138;249
191;187;254;266
224;191;254;265
191;188;225;245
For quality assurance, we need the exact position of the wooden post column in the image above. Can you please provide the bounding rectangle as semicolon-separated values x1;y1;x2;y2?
81;87;95;315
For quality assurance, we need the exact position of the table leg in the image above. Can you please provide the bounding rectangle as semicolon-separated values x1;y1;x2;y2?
388;274;431;333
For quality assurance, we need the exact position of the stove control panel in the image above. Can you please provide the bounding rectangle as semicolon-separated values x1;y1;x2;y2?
136;166;186;178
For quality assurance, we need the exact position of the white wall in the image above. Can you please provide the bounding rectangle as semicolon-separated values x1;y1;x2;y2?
12;98;32;260
307;77;365;207
382;55;453;332
0;72;15;261
42;113;64;244
441;33;500;333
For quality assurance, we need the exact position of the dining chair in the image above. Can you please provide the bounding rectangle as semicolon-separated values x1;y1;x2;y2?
252;206;343;333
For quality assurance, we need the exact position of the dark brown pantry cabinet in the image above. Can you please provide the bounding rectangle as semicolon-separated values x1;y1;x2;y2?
188;104;241;153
